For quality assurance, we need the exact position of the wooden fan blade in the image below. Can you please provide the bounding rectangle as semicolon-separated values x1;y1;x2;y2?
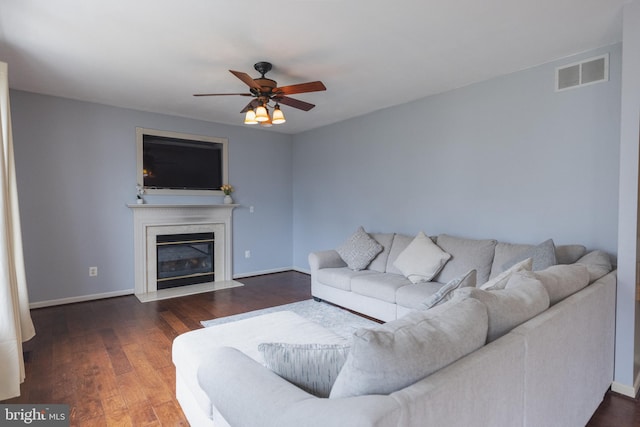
275;81;326;95
193;93;252;97
230;70;262;90
240;99;259;113
275;96;315;111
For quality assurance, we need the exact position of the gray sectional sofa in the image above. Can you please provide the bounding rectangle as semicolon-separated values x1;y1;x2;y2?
172;230;616;427
310;231;594;321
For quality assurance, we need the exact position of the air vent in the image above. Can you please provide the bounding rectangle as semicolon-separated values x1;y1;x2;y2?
555;54;608;92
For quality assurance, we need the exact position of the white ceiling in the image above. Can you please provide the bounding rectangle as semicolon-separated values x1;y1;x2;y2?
0;0;627;134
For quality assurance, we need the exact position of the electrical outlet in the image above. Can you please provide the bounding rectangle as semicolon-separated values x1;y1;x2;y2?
249;206;254;214
89;266;98;277
244;250;251;259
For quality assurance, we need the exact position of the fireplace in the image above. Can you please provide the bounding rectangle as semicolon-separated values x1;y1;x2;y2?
129;204;240;302
156;232;214;289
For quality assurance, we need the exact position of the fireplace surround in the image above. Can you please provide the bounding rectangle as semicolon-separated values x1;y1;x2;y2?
129;204;240;302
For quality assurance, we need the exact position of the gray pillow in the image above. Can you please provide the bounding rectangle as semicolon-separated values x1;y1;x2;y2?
452;272;550;342
503;238;557;271
336;226;383;271
329;298;488;398
516;264;589;305
258;342;351;398
423;269;476;309
576;250;612;283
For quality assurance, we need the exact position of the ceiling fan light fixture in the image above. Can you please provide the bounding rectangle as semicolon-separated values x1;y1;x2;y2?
260;110;273;128
255;105;269;122
272;105;286;124
244;108;258;124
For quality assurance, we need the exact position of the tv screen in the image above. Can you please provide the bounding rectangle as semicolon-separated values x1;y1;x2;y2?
137;128;228;194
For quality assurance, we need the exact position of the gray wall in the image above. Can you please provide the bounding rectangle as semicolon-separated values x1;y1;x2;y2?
10;91;293;304
292;44;621;269
10;43;623;310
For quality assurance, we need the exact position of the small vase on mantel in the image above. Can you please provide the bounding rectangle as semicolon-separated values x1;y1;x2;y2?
223;195;233;204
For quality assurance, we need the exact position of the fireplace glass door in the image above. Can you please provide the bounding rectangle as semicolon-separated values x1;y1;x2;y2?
156;232;214;289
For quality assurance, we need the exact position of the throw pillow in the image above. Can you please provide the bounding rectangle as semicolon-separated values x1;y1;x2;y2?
517;264;590;305
423;269;477;309
480;258;533;291
258;342;351;398
576;250;612;283
336;226;383;271
393;231;451;284
502;238;557;271
329;298;488;398
452;272;550;343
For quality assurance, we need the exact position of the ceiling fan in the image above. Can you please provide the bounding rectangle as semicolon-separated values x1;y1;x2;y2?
194;61;326;126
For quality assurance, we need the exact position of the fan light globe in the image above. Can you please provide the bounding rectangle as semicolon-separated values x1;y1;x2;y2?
244;108;258;124
255;105;269;122
272;106;286;124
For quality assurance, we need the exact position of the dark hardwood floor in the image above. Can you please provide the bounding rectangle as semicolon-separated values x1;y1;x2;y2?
1;271;637;426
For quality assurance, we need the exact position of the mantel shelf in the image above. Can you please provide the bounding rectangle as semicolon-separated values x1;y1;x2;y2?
126;203;239;209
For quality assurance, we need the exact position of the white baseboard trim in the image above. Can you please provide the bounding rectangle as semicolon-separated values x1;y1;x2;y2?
233;267;293;279
29;289;134;309
611;375;640;398
30;269;311;309
293;267;310;275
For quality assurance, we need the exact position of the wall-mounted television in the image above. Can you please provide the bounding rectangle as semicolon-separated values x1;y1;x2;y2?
136;128;228;195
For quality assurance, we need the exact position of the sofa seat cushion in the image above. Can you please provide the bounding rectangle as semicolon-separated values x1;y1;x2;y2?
395;282;444;310
172;311;347;418
453;272;550;343
316;268;379;291
351;272;412;303
329;298;488;398
434;234;497;285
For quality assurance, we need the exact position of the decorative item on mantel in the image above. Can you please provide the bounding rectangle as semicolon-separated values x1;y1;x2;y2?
136;184;145;204
221;184;234;204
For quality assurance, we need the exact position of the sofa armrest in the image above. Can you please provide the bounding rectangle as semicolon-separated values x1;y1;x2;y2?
198;347;400;427
308;250;346;271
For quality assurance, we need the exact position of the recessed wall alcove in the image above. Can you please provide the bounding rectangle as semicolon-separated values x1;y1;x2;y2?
128;204;242;302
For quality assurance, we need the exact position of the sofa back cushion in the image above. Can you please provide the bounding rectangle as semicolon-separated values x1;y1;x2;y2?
329;298;488;398
453;272;550;343
385;234;416;275
367;233;395;272
519;264;590;305
555;244;587;265
575;250;613;283
434;234;497;285
490;241;586;279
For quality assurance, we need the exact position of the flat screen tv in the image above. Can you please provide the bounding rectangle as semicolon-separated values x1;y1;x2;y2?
136;128;228;195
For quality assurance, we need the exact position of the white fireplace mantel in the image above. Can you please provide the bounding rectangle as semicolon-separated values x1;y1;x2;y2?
128;204;240;302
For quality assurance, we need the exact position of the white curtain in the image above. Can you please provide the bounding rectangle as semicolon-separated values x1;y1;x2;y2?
0;61;35;401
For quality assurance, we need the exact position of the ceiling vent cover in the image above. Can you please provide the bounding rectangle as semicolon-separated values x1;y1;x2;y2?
556;54;608;92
